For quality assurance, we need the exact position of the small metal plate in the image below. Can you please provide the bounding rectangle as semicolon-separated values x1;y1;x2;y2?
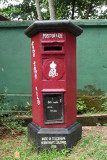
43;93;64;124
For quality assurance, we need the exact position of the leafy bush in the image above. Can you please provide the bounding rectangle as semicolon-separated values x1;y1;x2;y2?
77;99;87;114
25;102;32;115
0;88;24;134
101;101;107;111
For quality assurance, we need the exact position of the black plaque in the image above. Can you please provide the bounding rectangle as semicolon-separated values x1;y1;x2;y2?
43;93;64;124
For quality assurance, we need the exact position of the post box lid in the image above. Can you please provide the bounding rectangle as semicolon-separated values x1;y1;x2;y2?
25;20;83;38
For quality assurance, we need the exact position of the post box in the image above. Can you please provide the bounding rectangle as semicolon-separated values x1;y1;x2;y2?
25;20;83;150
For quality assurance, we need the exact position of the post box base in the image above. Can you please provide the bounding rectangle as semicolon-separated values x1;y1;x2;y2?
28;122;82;150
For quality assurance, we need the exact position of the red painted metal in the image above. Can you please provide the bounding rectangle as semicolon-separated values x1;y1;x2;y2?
31;31;76;128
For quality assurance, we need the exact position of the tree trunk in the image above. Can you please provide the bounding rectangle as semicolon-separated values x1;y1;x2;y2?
71;0;76;19
85;0;93;19
35;0;42;20
48;0;56;20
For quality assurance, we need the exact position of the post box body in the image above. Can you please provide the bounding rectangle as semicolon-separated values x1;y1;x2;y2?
31;31;76;128
25;20;83;150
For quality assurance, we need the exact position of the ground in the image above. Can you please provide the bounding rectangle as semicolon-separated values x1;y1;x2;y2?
0;126;107;160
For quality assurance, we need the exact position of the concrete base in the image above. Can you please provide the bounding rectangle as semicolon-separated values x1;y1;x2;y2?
28;122;82;150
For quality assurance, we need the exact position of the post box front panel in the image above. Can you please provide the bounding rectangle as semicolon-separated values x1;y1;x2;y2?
31;31;77;128
43;93;64;124
41;31;66;91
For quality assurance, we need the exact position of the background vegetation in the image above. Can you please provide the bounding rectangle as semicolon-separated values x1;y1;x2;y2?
0;0;107;20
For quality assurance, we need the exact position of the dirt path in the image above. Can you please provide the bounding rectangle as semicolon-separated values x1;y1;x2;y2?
82;126;107;139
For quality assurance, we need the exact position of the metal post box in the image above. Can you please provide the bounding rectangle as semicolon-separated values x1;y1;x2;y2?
25;20;83;150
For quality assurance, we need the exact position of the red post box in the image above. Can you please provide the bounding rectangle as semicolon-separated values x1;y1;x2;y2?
25;20;83;150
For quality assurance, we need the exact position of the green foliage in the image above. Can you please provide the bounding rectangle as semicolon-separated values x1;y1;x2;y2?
0;0;38;20
101;101;107;111
96;122;101;126
1;113;24;129
0;88;8;123
77;99;87;114
0;0;107;20
103;123;107;126
0;88;24;134
89;107;97;113
77;85;107;113
78;85;105;96
25;102;32;115
0;110;25;134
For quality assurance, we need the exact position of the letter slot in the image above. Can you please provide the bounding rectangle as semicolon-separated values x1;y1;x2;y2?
44;46;62;51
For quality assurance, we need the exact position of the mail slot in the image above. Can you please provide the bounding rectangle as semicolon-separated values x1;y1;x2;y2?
25;20;83;150
44;46;62;51
42;42;64;54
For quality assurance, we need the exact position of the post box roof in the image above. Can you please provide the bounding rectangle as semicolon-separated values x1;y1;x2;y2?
25;20;83;38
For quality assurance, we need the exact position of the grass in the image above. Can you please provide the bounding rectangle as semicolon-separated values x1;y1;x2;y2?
0;127;107;160
70;133;107;160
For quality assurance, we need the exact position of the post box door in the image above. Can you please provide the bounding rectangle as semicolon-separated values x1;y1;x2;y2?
43;93;64;124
